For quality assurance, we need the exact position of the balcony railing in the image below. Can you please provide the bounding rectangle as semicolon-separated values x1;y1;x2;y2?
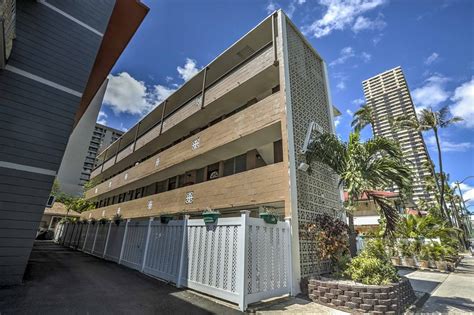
83;162;286;220
85;92;282;199
91;42;275;178
0;0;16;69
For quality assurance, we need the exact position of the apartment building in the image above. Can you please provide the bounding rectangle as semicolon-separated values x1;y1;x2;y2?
362;66;434;204
56;121;123;196
0;0;148;285
82;124;123;185
81;11;343;288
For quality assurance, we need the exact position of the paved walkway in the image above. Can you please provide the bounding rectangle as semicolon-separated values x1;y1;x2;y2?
401;255;474;314
0;241;240;314
255;297;349;314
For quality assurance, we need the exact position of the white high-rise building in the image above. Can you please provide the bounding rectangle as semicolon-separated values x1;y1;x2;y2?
363;66;434;204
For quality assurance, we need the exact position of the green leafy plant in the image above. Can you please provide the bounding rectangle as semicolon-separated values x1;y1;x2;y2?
398;240;412;257
305;132;412;236
112;214;123;226
419;244;431;261
344;239;400;285
99;218;108;225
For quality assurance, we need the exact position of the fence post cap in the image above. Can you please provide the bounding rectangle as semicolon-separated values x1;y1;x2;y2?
240;210;250;216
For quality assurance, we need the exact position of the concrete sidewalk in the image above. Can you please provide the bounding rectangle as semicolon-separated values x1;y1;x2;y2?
401;255;474;313
0;241;240;314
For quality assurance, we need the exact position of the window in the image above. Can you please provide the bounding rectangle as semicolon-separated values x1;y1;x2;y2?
207;163;220;180
156;180;167;193
223;158;234;176
195;168;205;183
235;154;247;174
168;177;177;190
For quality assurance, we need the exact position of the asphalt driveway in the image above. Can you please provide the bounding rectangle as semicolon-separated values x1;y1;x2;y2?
0;241;241;314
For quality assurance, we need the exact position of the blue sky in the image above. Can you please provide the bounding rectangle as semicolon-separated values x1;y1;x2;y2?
98;0;474;205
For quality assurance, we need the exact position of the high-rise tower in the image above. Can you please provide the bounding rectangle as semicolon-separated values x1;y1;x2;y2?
362;66;434;204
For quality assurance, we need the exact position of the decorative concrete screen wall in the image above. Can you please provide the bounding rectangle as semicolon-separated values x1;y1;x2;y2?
284;20;342;278
56;213;291;311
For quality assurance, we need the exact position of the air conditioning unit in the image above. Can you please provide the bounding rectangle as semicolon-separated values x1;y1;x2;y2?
0;0;16;70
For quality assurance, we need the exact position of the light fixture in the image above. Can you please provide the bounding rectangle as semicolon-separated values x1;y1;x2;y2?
298;162;310;172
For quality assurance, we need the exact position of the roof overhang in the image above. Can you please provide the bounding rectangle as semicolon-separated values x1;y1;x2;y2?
74;0;149;126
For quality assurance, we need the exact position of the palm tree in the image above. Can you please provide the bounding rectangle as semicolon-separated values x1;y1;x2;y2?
305;132;412;236
351;104;374;133
392;106;463;219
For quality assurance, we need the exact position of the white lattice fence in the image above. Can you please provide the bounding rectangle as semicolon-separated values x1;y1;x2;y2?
56;213;292;311
92;223;109;256
120;220;148;270
183;217;243;305
143;219;185;283
104;222;125;262
83;224;97;253
245;218;291;305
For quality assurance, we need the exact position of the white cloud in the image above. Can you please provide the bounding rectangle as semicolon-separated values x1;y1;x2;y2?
450;77;474;128
103;57;200;116
104;72;151;115
266;1;278;14
266;0;305;18
346;109;354;116
303;0;387;38
177;58;199;81
426;135;473;152
329;46;355;66
154;85;175;103
336;81;346;90
412;75;450;110
352;14;386;33
334;116;341;127
424;52;439;65
372;33;383;46
352;98;365;105
361;52;372;62
97;111;108;125
452;183;474;206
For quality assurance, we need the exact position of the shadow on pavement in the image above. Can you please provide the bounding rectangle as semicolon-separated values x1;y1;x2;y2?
421;296;474;313
0;241;241;314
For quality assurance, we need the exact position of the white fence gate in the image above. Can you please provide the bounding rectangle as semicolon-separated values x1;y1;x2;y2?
56;212;292;311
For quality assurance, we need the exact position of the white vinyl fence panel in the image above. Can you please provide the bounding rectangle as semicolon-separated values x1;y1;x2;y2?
55;213;292;311
183;217;242;305
92;223;109;257
104;222;125;262
245;218;291;305
120;220;148;270
83;224;97;253
143;219;184;282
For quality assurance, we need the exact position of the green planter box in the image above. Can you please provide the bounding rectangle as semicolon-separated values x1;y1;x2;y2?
203;212;219;224
260;213;277;224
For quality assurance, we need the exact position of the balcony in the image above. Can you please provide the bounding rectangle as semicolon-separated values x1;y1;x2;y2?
85;92;283;199
82;162;286;220
91;17;277;181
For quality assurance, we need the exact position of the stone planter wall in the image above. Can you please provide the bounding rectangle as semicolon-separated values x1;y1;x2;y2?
308;277;416;314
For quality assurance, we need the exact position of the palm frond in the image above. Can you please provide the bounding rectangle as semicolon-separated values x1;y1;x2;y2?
368;192;399;237
351;104;373;132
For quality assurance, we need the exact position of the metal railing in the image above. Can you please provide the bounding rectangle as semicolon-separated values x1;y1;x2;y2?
0;0;16;69
93;41;274;174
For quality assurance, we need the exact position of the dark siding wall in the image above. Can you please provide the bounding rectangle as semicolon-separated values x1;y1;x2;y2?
0;0;115;285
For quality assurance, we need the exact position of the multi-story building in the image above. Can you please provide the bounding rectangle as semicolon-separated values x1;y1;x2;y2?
0;0;148;285
362;66;434;204
81;11;343;290
56;121;123;196
83;123;123;185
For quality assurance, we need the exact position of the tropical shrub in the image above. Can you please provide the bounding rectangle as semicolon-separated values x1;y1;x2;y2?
345;239;400;285
299;213;349;260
